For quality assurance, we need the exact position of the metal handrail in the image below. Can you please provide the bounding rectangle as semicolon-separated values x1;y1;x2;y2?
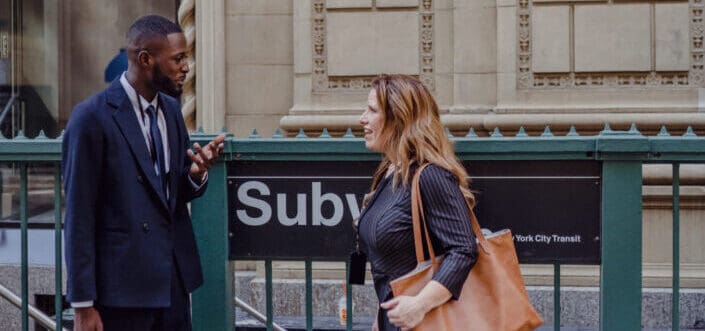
235;296;287;331
0;94;17;126
0;282;69;331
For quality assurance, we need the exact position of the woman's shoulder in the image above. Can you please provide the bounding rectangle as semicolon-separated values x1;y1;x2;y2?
418;163;457;185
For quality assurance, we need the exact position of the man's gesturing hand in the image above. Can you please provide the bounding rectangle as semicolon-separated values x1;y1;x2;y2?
188;134;226;182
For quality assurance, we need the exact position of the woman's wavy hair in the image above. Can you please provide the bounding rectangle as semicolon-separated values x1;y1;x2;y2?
367;74;475;208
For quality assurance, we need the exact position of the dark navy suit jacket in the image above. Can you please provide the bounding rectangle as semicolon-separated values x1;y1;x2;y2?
62;79;207;308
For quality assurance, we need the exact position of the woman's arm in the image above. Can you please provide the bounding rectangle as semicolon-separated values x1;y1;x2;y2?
381;165;478;329
381;280;451;329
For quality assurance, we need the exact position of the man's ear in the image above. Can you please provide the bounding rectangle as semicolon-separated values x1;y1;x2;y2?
137;50;152;69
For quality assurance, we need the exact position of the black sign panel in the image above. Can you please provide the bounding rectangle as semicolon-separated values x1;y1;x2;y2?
228;160;601;264
468;161;601;264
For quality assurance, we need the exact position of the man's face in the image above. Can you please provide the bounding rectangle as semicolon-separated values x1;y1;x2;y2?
151;33;189;97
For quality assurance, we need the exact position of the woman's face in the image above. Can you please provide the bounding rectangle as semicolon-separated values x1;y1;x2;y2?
360;89;384;152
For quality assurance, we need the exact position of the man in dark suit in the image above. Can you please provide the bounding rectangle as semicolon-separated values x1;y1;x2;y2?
62;15;225;331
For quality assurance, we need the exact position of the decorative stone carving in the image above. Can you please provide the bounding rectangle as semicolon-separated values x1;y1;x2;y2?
311;0;434;92
518;0;705;89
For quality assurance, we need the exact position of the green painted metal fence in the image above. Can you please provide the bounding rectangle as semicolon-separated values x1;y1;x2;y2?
3;124;701;330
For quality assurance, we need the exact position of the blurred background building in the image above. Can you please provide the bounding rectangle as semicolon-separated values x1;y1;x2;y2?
1;0;704;329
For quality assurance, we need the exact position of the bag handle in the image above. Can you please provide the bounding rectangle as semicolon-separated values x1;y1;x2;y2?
410;164;491;265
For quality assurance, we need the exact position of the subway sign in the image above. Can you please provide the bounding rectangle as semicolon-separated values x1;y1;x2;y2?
228;160;601;264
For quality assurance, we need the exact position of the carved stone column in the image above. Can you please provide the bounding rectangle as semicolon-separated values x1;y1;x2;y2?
194;0;226;132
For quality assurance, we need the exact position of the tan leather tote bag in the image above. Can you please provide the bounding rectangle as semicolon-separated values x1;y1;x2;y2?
389;165;544;331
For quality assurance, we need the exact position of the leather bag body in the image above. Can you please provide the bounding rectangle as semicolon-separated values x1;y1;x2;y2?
389;165;544;331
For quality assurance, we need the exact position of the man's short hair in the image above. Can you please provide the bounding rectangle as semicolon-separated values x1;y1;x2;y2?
126;15;182;49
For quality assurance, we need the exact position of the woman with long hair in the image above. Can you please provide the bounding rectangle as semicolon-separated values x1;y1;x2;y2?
357;74;478;330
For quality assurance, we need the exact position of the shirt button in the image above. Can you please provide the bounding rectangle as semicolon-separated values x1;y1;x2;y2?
142;222;150;233
137;175;144;183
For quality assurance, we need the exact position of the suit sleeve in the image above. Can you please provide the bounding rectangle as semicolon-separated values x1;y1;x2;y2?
62;104;103;303
419;165;478;300
174;101;207;202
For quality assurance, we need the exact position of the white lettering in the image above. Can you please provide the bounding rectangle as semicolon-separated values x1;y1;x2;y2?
345;194;361;221
312;182;343;226
236;181;271;226
534;234;552;244
277;193;307;226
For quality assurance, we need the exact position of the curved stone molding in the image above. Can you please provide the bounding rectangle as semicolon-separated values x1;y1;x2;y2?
178;0;196;129
518;0;705;89
311;0;434;92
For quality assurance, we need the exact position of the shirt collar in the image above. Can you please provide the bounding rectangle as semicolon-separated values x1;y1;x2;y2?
119;72;159;111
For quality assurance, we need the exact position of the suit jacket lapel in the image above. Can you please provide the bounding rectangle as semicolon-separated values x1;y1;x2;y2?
107;80;169;212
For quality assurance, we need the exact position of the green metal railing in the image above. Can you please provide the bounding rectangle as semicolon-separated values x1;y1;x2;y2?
3;124;701;330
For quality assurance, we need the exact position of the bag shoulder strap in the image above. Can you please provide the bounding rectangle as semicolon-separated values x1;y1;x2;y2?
411;164;491;265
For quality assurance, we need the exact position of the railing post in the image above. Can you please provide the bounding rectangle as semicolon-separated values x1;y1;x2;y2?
598;126;646;331
190;157;233;331
600;160;643;330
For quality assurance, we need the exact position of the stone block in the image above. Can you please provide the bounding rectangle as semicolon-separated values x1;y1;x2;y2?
497;0;517;7
497;72;518;105
294;0;312;74
227;114;287;138
574;4;651;72
497;5;517;74
326;11;419;76
326;0;372;9
226;14;293;65
454;73;498;109
376;0;418;8
655;3;690;71
227;64;293;116
434;9;453;74
532;6;570;73
434;0;453;10
454;4;497;73
227;0;293;15
434;73;453;109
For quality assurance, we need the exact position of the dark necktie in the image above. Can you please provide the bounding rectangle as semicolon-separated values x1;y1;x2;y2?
146;105;167;196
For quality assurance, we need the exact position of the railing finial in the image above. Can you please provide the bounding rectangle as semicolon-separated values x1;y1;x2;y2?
466;127;478;138
567;126;580;137
657;126;670;137
296;128;307;138
343;128;355;138
249;129;260;138
445;127;454;138
683;126;697;137
628;123;640;134
320;128;331;138
491;127;503;137
541;126;554;137
272;128;284;138
516;127;528;137
600;123;612;135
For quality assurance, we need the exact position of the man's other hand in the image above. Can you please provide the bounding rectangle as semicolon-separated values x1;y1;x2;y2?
188;134;226;182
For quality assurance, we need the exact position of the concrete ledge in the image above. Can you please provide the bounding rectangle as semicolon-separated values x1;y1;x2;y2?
234;273;705;329
279;113;705;137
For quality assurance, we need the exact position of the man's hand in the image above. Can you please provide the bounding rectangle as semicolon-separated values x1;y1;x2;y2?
74;307;103;331
188;134;226;182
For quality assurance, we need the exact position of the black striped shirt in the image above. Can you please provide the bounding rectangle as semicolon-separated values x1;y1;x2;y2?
358;164;478;330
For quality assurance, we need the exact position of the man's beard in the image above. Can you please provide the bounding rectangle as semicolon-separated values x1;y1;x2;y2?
152;64;182;98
